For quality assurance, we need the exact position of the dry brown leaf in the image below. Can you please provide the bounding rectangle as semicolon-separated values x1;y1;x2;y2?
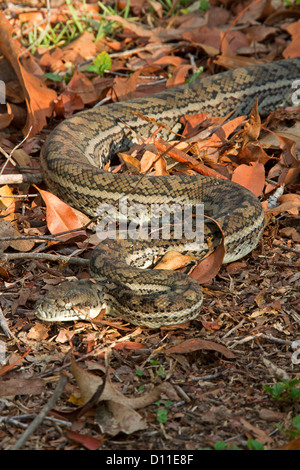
119;152;141;173
232;161;265;197
280;438;300;450
0;11;57;136
153;155;169;176
34;186;85;237
166;64;195;87
190;242;225;284
67;430;104;450
70;359;179;411
214;55;263;69
27;323;49;340
65;69;98;105
283;19;300;58
279;226;300;242
0;184;15;208
61;31;98;64
239;417;273;445
0;103;14;130
154;250;196;270
95;400;147;436
165;338;236;359
266;193;300;215
0;377;45;397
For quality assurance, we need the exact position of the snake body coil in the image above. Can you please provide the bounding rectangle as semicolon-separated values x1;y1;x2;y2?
35;58;300;327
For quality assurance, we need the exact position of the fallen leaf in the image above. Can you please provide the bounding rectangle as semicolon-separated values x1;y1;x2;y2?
0;184;15;209
190;242;225;284
67;430;104;450
266;193;300;215
70;359;179;410
0;377;44;397
280;438;300;450
232;161;265;197
239;96;261;149
34;186;86;238
239;417;273;445
154;250;196;271
0;11;57;136
95;400;147;436
165;338;235;359
0;219;35;252
27;323;49;340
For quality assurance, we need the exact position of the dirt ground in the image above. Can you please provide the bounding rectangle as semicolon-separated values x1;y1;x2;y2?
0;0;299;451
1;221;299;450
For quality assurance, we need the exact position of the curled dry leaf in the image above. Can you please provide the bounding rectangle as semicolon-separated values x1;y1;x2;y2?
0;185;15;209
70;359;179;411
239;96;261;149
70;359;179;435
0;11;57;136
266;193;300;215
190;242;225;284
34;186;86;238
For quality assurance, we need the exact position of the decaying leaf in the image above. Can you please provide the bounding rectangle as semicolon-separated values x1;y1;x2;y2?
0;11;57;136
70;359;179;435
165;338;235;359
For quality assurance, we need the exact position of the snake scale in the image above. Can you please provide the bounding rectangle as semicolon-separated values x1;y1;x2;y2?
34;58;300;327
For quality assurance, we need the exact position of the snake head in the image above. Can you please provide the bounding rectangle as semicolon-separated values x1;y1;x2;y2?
34;279;107;322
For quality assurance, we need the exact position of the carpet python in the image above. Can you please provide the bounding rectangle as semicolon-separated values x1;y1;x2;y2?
34;58;300;327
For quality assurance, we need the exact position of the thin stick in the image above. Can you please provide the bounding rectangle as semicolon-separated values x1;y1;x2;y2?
11;373;68;450
0;174;43;185
0;306;17;340
1;252;90;266
0;126;33;175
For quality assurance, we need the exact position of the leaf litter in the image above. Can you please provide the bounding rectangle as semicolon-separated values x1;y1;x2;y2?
0;0;299;451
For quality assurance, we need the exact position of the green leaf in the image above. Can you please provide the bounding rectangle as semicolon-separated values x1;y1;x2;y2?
214;441;228;450
44;73;64;82
247;439;264;450
84;52;111;76
157;408;168;423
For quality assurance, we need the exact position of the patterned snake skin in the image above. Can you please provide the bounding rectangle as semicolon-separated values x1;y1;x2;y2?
34;58;300;327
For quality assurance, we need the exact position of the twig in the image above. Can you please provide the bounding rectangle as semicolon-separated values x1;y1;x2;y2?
0;306;17;340
0;174;43;185
0;126;32;175
0;413;72;429
1;252;90;266
259;334;295;347
11;373;68;450
269;261;299;268
221;319;246;339
272;239;299;255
